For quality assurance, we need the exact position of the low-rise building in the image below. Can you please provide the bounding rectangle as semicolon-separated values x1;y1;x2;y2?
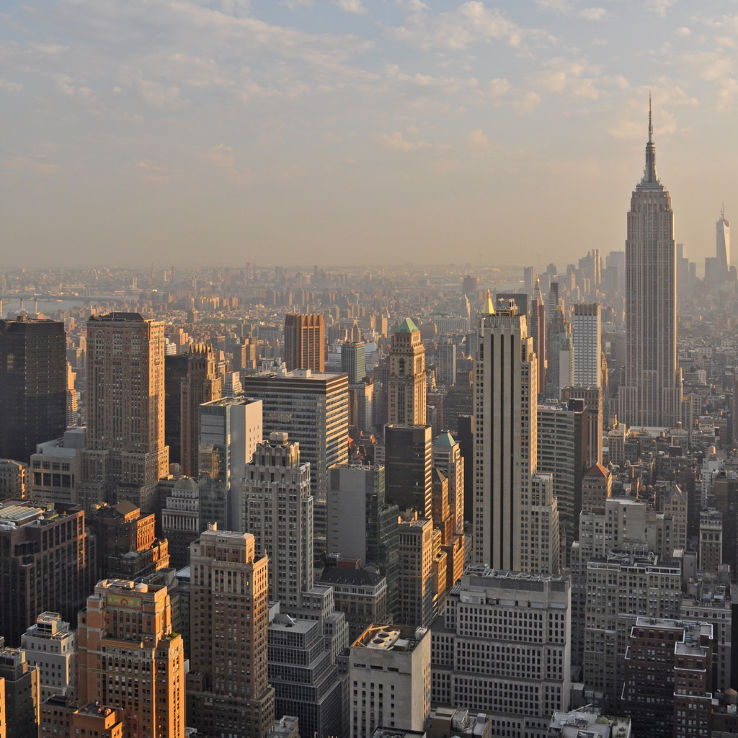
20;612;75;701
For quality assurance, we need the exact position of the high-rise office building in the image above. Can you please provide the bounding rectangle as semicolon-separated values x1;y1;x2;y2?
199;396;263;529
431;566;571;738
0;501;94;646
436;339;456;387
268;613;344;738
530;278;546;395
81;313;169;514
474;298;541;572
0;316;66;462
0;648;39;738
160;476;202;569
537;401;588;565
76;578;185;738
284;313;325;372
387;318;426;426
397;514;434;628
188;527;274;738
560;386;603;467
349;625;431;738
342;341;367;385
572;303;601;388
0;459;26;499
241;371;348;503
384;424;432;518
28;427;86;507
622;618;713;738
618;104;682;427
326;465;399;616
432;432;464;537
20;613;75;702
88;500;169;580
242;433;313;611
165;345;222;476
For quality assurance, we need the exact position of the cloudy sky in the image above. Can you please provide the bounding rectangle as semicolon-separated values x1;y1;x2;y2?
1;0;737;269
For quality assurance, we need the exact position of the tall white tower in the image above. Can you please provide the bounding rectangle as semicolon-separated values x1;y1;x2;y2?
572;303;601;388
474;296;538;571
618;100;682;427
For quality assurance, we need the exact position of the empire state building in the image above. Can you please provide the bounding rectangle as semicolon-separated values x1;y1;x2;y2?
618;102;682;427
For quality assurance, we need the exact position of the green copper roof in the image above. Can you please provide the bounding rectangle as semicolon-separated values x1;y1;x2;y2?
434;431;456;448
397;317;419;333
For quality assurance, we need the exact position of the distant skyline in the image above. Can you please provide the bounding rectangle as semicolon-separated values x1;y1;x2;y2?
1;0;737;268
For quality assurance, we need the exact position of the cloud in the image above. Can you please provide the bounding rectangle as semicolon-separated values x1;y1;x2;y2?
136;160;169;183
284;0;313;8
335;0;367;14
375;131;437;151
396;0;428;10
0;78;22;92
513;91;541;114
202;144;252;184
53;74;94;99
532;57;600;99
466;129;490;149
137;79;183;109
579;7;607;21
675;26;691;36
645;0;676;16
7;156;61;174
387;1;547;51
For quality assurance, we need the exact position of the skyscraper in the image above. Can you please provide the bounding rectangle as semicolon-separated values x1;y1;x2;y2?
165;345;222;477
530;278;546;395
618;103;682;427
571;303;601;388
76;579;185;738
0;501;94;646
384;424;432;518
717;206;731;268
473;298;539;572
81;313;168;513
342;341;366;385
387;318;426;426
242;433;313;610
188;527;274;738
284;313;325;372
0;316;66;462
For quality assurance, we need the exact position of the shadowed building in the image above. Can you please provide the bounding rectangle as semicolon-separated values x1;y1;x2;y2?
0;317;66;463
285;313;325;372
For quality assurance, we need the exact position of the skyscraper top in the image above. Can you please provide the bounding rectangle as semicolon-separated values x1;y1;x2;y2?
641;95;659;187
397;317;419;333
481;289;495;315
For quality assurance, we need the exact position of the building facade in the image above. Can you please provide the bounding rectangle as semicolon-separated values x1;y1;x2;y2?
618;106;682;427
387;318;426;427
285;313;325;373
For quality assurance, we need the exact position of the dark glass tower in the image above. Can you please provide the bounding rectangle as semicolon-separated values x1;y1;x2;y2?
0;316;66;461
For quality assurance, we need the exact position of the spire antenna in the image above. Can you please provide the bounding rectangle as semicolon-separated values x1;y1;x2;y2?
648;92;652;143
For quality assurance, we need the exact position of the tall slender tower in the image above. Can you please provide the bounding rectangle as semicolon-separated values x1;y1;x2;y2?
387;318;426;426
618;100;682;427
529;278;546;395
473;296;538;571
717;206;731;269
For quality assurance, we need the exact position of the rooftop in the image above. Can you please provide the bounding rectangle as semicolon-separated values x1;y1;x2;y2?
396;317;419;333
352;624;427;652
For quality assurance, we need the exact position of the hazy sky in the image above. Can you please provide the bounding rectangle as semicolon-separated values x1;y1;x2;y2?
2;0;737;269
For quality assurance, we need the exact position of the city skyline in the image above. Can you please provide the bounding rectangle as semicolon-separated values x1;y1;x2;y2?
1;1;737;267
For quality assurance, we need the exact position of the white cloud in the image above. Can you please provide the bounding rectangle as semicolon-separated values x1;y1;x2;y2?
396;0;428;11
0;78;22;92
202;144;252;184
466;129;490;149
513;91;541;114
532;57;600;100
136;160;169;183
387;1;547;51
579;7;607;21
53;73;94;99
375;131;436;151
645;0;676;16
137;79;183;109
675;26;691;36
334;0;367;15
7;156;61;174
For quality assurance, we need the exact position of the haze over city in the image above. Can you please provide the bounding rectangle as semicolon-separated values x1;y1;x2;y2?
2;0;738;266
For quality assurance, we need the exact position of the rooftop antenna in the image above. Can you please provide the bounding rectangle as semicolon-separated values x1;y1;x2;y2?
648;92;652;143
